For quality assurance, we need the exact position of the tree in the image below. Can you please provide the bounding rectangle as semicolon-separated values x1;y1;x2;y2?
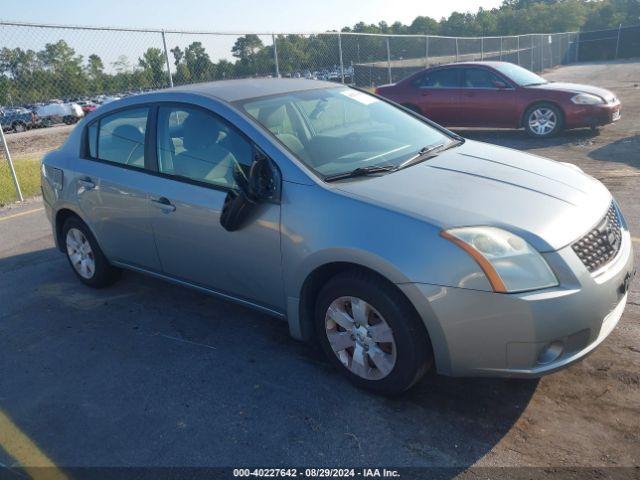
112;55;131;73
138;47;166;87
184;42;215;81
86;54;104;79
215;59;235;79
232;34;267;77
408;16;440;35
232;34;264;61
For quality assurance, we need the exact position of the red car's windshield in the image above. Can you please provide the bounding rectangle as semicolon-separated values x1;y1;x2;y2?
493;63;548;86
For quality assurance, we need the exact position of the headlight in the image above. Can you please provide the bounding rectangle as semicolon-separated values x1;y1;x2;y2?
571;93;604;105
441;227;558;293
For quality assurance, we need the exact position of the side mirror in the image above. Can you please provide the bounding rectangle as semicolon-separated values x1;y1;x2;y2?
220;150;279;232
493;80;509;89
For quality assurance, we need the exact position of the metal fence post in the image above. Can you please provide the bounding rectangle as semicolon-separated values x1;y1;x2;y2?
425;35;429;67
615;23;622;59
385;37;392;84
575;31;580;62
272;34;280;77
0;128;23;202
540;35;544;71
530;35;534;71
161;30;173;88
517;36;520;65
499;37;503;60
481;37;484;60
338;33;345;83
455;37;459;62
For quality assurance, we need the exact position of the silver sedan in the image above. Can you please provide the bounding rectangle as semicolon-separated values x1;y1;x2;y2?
41;78;635;395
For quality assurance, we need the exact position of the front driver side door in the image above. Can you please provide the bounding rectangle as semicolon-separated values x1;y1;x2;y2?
145;104;284;312
459;67;518;127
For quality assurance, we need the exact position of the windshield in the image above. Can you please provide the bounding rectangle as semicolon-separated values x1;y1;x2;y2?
493;63;548;86
236;87;451;178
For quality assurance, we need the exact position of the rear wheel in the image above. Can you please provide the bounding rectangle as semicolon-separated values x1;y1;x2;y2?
12;122;26;133
524;103;563;137
315;271;432;395
63;217;120;288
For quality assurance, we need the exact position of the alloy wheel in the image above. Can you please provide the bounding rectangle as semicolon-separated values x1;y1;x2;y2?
528;107;557;136
325;296;397;380
66;228;96;279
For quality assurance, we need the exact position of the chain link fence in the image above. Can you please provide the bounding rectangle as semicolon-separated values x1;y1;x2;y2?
0;21;637;202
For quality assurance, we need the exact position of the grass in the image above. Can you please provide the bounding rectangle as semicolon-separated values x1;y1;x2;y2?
0;156;42;206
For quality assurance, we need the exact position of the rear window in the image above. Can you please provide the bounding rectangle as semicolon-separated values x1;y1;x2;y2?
87;108;149;168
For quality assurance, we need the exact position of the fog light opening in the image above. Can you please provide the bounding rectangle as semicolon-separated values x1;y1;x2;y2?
537;341;564;365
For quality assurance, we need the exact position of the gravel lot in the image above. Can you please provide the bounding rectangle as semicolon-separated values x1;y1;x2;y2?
0;60;638;477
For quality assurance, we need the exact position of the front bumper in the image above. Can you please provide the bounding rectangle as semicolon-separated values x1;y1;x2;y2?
399;229;634;378
565;101;621;129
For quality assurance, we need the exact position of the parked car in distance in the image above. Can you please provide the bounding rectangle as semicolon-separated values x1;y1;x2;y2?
76;100;98;114
36;102;84;126
42;79;634;395
0;107;38;133
375;61;621;137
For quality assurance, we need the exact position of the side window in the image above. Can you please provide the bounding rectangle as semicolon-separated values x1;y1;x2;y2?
156;106;253;189
463;68;505;88
419;69;460;88
91;108;149;167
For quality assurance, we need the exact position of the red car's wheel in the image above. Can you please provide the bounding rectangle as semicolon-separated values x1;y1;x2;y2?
524;103;563;138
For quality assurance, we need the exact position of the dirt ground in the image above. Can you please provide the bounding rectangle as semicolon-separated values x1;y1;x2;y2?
0;59;638;476
5;124;73;160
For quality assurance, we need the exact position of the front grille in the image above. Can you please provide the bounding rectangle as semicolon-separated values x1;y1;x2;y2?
572;202;622;273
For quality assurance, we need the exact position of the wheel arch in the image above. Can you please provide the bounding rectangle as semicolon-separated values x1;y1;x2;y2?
54;206;98;253
294;260;433;354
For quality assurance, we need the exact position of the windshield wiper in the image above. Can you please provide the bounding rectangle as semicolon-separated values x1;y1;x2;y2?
398;138;465;170
324;164;398;182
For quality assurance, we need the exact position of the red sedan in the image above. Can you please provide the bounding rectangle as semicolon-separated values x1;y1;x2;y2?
375;61;621;137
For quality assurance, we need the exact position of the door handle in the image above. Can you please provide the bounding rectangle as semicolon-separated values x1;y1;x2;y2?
77;177;95;190
150;197;176;213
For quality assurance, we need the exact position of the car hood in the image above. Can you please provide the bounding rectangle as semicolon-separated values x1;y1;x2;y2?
334;140;611;252
530;82;616;101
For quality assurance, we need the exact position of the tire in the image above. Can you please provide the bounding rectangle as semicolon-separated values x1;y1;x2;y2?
12;122;26;133
524;103;563;138
315;270;433;395
62;216;121;288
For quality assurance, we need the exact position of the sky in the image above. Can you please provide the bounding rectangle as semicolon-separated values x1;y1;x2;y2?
0;0;503;73
3;0;503;32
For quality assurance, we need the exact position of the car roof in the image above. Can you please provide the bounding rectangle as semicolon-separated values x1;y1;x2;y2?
169;77;341;102
431;61;509;69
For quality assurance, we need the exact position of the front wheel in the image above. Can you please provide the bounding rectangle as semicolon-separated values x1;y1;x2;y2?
315;271;433;395
524;103;563;137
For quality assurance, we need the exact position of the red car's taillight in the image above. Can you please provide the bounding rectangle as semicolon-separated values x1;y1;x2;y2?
374;87;380;95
